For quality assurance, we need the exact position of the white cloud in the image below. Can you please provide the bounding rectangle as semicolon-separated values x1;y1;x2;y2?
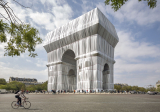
72;0;78;4
115;30;160;73
115;59;160;73
114;30;160;86
26;59;32;62
81;0;94;14
97;0;160;26
0;0;72;82
0;64;48;82
4;0;73;32
35;58;47;67
115;31;160;59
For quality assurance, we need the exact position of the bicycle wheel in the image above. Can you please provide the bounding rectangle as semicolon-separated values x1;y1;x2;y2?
11;101;19;109
23;101;31;109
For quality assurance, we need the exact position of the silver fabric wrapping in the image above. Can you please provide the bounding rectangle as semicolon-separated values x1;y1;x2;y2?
44;8;119;92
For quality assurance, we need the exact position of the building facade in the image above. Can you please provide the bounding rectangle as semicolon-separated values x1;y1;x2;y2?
9;77;39;86
43;8;119;92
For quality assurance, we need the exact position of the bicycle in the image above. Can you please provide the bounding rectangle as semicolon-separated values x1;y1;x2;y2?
11;98;31;109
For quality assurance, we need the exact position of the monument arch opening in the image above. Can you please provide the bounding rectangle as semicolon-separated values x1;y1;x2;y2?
62;49;77;92
103;63;110;90
68;69;76;92
62;49;76;66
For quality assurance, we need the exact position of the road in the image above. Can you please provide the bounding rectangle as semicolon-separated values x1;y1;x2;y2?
0;94;160;112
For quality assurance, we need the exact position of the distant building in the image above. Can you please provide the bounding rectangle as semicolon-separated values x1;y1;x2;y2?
156;80;160;89
114;83;128;87
9;77;40;86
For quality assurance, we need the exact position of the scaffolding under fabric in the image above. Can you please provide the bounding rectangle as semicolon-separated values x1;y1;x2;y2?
43;8;119;92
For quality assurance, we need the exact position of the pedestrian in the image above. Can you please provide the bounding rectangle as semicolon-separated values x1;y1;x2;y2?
87;90;88;93
74;90;75;94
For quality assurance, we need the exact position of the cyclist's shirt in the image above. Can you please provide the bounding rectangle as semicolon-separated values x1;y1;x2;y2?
15;91;25;98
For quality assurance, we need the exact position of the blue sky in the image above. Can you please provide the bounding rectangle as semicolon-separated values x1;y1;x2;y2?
0;0;160;87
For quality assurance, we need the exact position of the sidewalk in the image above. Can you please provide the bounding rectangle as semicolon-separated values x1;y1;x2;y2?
29;92;131;95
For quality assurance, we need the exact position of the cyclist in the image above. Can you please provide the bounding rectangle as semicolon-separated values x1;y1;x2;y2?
15;89;26;107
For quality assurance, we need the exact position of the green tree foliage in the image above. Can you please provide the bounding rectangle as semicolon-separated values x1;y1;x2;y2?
0;78;7;85
122;86;132;92
0;80;48;91
156;85;160;92
41;81;48;90
26;81;48;92
132;86;139;91
138;87;146;92
0;20;43;57
146;86;156;92
157;87;160;92
114;85;122;92
0;81;25;90
105;0;157;11
0;0;43;57
115;85;147;92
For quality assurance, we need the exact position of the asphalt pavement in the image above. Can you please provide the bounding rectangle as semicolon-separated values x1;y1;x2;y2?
0;94;160;112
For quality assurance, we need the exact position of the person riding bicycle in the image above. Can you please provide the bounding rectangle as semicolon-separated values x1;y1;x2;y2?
15;89;26;107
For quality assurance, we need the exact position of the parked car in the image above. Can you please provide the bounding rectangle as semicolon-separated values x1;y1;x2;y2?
137;91;145;94
0;89;8;94
149;92;156;95
154;92;158;95
130;91;137;94
147;91;151;94
157;92;160;95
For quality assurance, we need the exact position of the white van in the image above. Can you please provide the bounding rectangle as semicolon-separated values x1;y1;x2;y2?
0;89;8;94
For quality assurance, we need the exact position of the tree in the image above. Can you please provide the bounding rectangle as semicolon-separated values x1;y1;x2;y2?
114;85;122;92
0;78;7;85
26;85;36;91
0;0;42;57
0;81;25;90
132;86;139;91
26;81;48;92
7;81;25;90
146;86;156;92
138;87;146;92
122;86;132;92
41;81;48;90
156;85;160;92
105;0;157;11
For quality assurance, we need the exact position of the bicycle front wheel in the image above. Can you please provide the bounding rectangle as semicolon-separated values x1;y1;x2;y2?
23;101;31;109
11;101;19;109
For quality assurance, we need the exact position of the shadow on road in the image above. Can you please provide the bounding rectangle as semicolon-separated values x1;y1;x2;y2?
26;108;42;110
16;108;42;110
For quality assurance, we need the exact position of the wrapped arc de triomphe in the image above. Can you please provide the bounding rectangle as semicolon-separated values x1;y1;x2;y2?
43;8;119;92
